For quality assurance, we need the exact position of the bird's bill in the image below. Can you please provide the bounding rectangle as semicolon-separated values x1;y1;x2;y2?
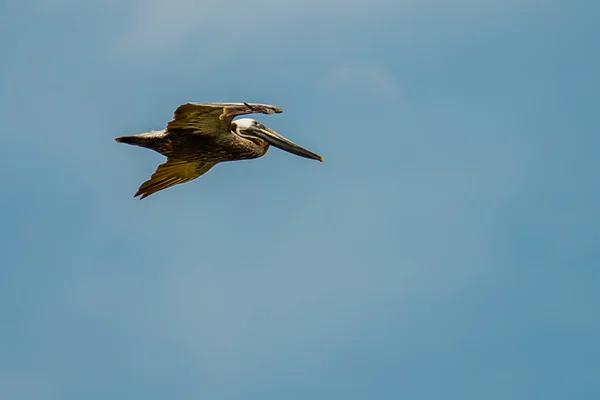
247;125;323;162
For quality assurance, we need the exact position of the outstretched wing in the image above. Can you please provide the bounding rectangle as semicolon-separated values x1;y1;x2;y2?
134;158;216;199
165;102;283;135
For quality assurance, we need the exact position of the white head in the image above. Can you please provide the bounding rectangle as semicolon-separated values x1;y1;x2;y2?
230;118;258;135
229;117;324;162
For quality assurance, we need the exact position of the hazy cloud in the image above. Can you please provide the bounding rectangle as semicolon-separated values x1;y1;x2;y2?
109;0;531;63
321;64;403;102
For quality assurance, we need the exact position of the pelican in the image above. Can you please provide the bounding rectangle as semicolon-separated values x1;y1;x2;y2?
114;102;323;199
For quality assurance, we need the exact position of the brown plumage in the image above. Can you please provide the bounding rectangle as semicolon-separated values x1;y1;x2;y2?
115;102;323;199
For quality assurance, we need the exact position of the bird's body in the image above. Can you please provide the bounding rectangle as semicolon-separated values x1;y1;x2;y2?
117;127;268;162
115;102;322;199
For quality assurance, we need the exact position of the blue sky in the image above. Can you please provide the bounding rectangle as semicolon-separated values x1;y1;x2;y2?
1;0;599;399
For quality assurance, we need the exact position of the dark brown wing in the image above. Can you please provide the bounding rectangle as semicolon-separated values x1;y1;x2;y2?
134;157;216;199
165;102;283;135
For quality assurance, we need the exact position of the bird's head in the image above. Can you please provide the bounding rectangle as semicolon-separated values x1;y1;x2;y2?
230;118;323;162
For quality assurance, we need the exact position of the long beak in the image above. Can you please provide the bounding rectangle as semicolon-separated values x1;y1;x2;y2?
248;125;323;162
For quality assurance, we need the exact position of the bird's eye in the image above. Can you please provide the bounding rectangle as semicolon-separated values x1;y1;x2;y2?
231;122;237;132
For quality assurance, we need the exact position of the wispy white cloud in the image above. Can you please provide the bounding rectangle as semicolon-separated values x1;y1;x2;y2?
108;0;531;64
320;63;403;102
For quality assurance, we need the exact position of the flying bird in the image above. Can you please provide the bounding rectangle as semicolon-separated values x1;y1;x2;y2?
114;102;323;199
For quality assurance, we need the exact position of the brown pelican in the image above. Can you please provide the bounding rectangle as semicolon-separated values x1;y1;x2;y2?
114;102;323;199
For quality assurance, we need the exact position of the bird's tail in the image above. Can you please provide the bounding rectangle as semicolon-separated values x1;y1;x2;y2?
114;130;166;150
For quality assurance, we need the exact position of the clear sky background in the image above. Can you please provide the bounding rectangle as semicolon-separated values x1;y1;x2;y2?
1;0;598;399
